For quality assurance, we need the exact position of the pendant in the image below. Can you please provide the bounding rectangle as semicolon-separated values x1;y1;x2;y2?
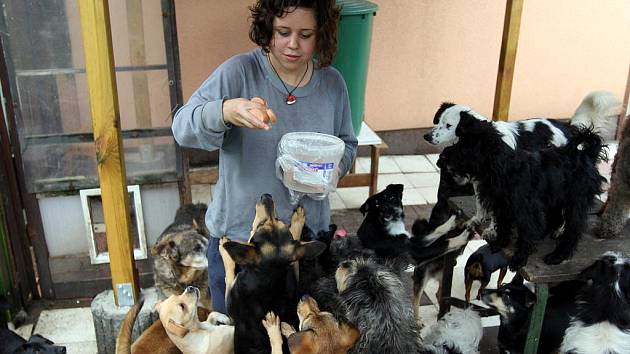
286;95;297;105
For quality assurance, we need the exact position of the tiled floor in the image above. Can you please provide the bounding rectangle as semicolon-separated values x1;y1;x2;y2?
335;154;440;210
10;144;618;352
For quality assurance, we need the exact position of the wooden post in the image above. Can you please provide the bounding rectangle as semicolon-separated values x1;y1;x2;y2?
79;0;139;305
492;0;524;122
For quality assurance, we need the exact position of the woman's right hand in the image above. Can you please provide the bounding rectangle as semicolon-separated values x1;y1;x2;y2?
223;97;277;130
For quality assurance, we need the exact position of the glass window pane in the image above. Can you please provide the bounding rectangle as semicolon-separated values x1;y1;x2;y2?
1;0;177;193
23;136;177;193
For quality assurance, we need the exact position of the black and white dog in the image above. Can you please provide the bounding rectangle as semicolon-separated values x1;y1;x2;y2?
481;275;583;354
438;115;606;269
423;91;620;228
357;184;472;313
559;252;630;354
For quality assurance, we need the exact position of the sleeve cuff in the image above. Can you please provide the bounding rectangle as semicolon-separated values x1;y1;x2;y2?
201;98;232;132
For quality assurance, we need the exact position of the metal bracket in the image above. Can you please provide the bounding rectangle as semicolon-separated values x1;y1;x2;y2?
115;283;135;307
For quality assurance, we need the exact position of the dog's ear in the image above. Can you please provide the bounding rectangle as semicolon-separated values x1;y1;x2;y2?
296;241;326;261
287;330;317;353
359;195;376;215
509;273;525;285
524;289;537;309
433;102;456;124
151;240;177;259
223;241;259;265
579;259;605;283
455;110;479;137
339;322;360;350
387;183;404;200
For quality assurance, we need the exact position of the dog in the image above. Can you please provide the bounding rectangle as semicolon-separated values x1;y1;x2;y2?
220;194;326;354
421;307;483;354
559;252;630;354
356;183;472;316
423;91;620;228
155;286;234;354
596;115;630;239
116;297;212;354
481;275;583;354
464;243;509;303
152;204;210;309
357;184;412;263
262;295;360;354
410;212;472;317
116;299;178;354
0;332;67;354
334;257;424;354
438;115;606;269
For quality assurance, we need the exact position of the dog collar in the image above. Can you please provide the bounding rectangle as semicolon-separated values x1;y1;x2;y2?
166;319;190;338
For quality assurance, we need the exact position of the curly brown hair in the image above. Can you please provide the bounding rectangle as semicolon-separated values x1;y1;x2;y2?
249;0;340;67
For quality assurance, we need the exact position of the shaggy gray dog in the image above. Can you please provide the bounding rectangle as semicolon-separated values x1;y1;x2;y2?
335;258;423;354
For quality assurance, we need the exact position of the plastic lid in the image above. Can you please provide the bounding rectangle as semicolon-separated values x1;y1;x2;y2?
336;0;378;15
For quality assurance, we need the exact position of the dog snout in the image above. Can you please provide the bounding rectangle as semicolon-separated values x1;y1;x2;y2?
423;132;433;142
184;286;199;297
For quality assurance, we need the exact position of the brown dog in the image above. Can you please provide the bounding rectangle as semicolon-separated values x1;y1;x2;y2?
262;296;359;354
116;297;212;354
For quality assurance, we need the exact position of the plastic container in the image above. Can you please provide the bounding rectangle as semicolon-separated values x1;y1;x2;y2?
276;132;345;203
333;0;379;136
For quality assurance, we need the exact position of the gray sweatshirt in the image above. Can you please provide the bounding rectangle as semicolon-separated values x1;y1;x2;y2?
172;48;358;241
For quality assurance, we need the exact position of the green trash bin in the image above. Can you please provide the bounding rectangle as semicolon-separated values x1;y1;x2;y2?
333;0;379;136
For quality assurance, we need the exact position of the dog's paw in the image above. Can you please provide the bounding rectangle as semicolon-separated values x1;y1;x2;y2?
290;206;306;241
281;322;297;338
208;312;232;326
262;312;282;341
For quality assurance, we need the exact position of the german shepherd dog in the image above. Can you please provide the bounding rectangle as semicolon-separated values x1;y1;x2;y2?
220;194;326;354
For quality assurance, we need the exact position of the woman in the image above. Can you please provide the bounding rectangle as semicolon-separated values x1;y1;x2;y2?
172;0;357;313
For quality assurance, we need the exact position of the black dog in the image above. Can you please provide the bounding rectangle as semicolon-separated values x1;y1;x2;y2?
357;184;412;263
439;113;606;269
221;194;325;354
560;252;630;354
358;183;473;316
481;275;582;354
464;243;509;303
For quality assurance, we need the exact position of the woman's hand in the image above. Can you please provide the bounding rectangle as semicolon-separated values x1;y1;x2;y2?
223;97;277;130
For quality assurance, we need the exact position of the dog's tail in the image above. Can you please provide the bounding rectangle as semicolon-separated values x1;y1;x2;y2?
570;91;621;139
116;299;144;354
566;125;607;162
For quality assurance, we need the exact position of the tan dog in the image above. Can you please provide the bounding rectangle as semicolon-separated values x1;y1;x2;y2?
262;296;359;354
156;286;234;354
116;299;180;354
116;297;214;354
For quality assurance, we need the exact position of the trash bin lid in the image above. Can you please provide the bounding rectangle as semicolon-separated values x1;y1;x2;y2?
336;0;378;15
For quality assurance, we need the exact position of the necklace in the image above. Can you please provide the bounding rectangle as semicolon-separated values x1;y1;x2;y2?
268;55;309;105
